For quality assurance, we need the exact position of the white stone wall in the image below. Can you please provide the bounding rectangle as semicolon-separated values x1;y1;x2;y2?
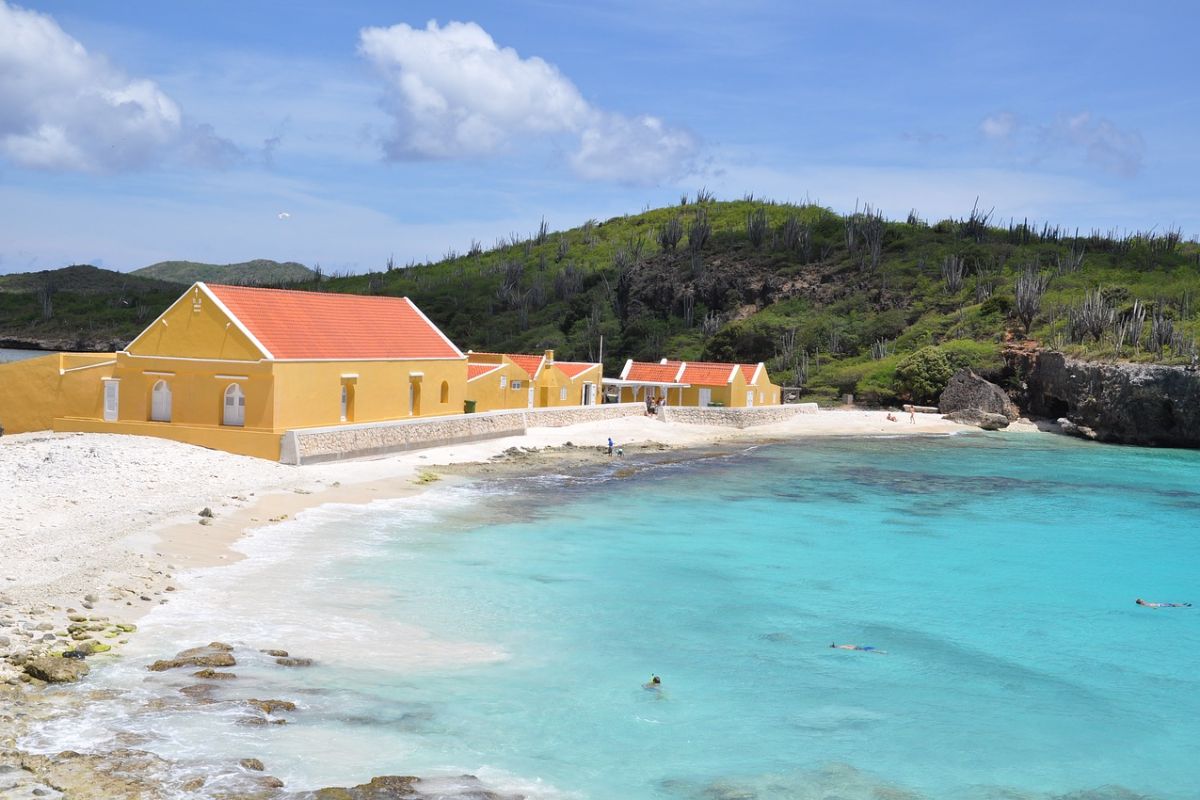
281;403;645;464
659;405;810;428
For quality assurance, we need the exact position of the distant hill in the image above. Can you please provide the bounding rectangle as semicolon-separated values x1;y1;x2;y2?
132;259;315;285
0;264;180;295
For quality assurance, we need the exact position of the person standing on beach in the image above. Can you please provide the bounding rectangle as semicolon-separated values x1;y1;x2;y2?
906;404;916;424
607;437;614;456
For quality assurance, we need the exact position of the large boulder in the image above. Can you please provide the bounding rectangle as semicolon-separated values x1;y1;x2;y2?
939;369;1019;420
943;409;1010;430
148;642;236;672
24;656;90;683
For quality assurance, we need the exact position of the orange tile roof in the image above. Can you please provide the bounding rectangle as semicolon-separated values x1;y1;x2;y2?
555;361;599;379
678;361;739;385
468;352;544;379
625;361;683;382
205;284;462;361
506;354;544;379
740;363;761;383
467;363;503;380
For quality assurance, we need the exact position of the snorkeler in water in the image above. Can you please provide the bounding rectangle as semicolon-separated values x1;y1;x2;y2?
831;642;887;654
643;674;662;690
1136;598;1192;609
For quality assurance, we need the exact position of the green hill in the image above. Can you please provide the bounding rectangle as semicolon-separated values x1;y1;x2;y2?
132;259;315;285
314;199;1199;404
0;265;182;350
0;264;179;295
2;200;1197;405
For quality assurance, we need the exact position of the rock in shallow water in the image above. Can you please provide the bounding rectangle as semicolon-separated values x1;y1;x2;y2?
24;657;89;683
942;408;1010;430
147;643;236;672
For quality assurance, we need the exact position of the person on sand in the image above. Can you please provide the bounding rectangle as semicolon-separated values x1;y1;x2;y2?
831;642;886;654
643;674;662;690
905;404;916;424
645;395;654;416
607;437;614;456
886;412;897;422
1136;598;1192;608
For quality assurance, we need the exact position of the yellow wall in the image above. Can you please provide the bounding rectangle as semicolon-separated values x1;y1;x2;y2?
107;352;276;430
127;284;265;361
747;367;782;406
466;361;535;412
55;417;282;460
0;353;115;433
542;363;602;406
272;359;467;429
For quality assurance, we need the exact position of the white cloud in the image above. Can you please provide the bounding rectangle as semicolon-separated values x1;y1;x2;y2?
358;19;695;184
1050;112;1144;178
979;108;1144;178
980;112;1018;141
0;0;234;172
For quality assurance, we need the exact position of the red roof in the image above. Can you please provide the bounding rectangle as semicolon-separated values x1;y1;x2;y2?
506;354;544;379
205;284;462;361
555;361;599;379
678;361;739;385
740;363;761;384
625;361;683;382
469;352;544;379
467;363;503;380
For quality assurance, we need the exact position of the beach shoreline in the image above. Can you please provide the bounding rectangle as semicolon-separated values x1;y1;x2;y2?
0;408;1035;797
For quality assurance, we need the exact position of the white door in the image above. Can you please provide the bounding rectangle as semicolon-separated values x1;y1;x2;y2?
527;387;534;408
341;385;349;422
150;380;172;422
582;383;596;405
103;381;119;422
698;388;711;407
746;390;755;407
223;384;245;426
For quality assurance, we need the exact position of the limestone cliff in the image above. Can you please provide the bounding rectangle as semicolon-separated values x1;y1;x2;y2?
1013;350;1200;448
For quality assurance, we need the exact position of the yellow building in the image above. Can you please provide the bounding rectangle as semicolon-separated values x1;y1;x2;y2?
465;350;601;412
0;283;468;459
608;359;780;407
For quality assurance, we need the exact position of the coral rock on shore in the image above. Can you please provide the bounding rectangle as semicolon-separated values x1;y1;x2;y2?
24;656;90;683
939;369;1019;421
943;408;1010;431
302;774;523;800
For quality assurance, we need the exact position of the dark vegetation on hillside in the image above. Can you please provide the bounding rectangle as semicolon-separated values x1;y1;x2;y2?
2;197;1197;405
132;259;315;285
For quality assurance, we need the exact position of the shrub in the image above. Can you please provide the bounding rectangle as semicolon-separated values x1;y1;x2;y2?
937;339;1004;376
895;346;953;403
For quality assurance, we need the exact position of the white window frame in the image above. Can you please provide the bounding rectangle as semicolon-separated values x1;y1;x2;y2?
511;380;522;390
499;375;507;388
559;387;567;401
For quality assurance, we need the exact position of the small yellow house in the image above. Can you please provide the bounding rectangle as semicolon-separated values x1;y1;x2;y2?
466;350;602;412
31;283;467;459
608;359;780;407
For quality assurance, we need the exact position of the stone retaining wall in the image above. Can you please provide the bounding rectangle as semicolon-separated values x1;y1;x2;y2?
281;403;645;464
660;404;812;428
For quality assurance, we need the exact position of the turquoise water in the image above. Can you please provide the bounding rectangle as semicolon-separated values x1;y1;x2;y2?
30;433;1200;798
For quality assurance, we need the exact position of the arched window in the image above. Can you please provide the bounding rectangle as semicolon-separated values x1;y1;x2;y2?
440;380;449;404
223;384;245;427
150;380;172;422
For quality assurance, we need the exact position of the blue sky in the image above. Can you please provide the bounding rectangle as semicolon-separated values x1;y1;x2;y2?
1;0;1197;274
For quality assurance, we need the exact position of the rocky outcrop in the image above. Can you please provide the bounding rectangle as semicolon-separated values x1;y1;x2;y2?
147;642;236;672
943;409;1010;430
24;656;90;683
1014;350;1200;447
939;369;1019;420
